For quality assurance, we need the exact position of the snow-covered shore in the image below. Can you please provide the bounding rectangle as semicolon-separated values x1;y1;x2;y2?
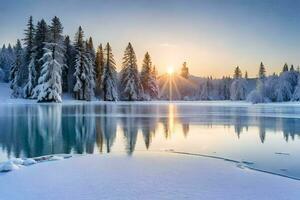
1;82;300;107
0;152;299;200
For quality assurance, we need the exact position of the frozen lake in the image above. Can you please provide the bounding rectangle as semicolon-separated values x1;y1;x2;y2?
0;101;300;179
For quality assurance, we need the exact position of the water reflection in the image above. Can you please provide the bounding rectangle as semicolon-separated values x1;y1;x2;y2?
1;104;300;159
1;103;300;177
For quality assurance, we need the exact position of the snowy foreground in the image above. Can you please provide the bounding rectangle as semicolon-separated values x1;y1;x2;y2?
0;152;300;200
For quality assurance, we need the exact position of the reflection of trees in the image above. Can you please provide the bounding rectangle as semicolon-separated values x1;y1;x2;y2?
37;105;63;155
182;124;189;138
141;118;157;149
100;105;117;153
1;104;300;159
281;118;300;142
121;105;138;155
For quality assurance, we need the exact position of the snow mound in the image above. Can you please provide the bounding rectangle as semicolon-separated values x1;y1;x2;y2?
23;158;37;166
0;154;68;173
11;158;24;165
0;161;20;172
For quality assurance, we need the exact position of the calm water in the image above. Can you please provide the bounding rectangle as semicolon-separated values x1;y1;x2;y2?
0;102;300;178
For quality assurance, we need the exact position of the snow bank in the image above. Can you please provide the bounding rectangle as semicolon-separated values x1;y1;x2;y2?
0;155;67;172
0;152;299;200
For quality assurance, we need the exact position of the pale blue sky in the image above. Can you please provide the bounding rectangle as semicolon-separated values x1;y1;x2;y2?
0;0;300;77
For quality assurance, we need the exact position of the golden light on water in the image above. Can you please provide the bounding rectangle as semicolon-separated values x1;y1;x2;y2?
167;104;175;138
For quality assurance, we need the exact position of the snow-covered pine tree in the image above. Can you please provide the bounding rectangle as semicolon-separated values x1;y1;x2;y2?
36;16;64;102
36;43;62;102
30;19;49;98
102;42;118;101
24;55;36;98
84;38;96;100
230;67;247;100
1;44;15;83
10;40;23;97
22;16;36;98
140;52;158;100
119;43;143;101
73;26;85;100
248;62;268;103
73;27;95;100
95;44;104;98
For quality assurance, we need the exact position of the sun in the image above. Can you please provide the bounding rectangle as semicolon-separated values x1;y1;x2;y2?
167;66;174;75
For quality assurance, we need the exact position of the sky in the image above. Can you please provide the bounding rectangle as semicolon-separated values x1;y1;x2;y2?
0;0;300;78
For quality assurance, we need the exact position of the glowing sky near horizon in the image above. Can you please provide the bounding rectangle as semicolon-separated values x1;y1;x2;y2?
0;0;300;77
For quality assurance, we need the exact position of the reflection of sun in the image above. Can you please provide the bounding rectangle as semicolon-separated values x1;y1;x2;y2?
168;104;175;136
167;66;174;75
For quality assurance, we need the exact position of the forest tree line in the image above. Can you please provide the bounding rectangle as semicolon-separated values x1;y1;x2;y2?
1;16;300;103
0;16;158;102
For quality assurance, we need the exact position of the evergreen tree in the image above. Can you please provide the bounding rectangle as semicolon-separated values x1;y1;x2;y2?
119;43;143;101
290;64;294;71
4;44;15;82
258;62;266;79
95;44;104;97
84;39;95;100
73;26;85;100
180;62;189;79
22;16;35;87
140;52;159;100
36;43;62;102
24;54;36;98
62;36;73;92
25;19;49;98
0;44;15;83
33;19;49;89
102;42;118;101
10;40;23;97
282;63;289;73
73;27;95;100
36;16;64;102
233;66;242;79
87;37;95;61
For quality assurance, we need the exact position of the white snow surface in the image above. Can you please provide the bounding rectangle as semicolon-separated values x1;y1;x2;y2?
0;152;299;200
